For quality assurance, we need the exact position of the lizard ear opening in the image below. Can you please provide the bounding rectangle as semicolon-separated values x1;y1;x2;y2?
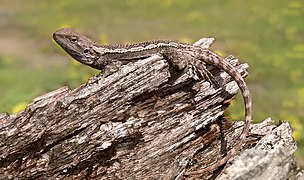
84;49;89;54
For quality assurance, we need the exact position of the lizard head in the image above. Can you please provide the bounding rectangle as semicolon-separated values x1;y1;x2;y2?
53;28;101;66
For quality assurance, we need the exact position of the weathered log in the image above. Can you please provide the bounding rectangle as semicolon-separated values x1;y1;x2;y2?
0;52;302;180
218;118;302;180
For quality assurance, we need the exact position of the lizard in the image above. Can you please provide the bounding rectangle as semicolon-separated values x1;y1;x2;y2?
53;27;252;176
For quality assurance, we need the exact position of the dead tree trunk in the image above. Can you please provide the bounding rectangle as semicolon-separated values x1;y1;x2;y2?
0;53;302;179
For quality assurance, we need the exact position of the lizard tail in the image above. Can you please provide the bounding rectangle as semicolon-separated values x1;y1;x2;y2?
184;50;252;175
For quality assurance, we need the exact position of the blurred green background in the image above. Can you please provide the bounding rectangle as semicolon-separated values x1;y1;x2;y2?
0;0;303;166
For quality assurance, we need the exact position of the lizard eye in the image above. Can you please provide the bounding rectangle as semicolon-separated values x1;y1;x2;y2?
70;37;78;43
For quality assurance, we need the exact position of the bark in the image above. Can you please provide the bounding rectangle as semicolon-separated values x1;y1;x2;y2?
0;53;301;180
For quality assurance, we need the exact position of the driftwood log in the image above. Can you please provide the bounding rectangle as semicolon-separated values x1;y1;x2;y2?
0;48;303;179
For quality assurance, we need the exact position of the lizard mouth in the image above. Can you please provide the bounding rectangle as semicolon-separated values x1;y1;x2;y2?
59;47;94;65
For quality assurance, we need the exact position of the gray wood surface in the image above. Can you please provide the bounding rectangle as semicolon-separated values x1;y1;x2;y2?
0;54;301;179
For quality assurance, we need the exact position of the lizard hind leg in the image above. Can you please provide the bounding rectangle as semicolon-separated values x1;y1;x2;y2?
194;60;220;89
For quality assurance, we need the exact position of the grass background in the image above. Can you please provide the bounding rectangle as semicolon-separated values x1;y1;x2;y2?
1;0;304;166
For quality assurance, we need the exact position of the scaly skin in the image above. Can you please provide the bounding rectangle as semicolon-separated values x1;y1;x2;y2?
53;27;252;175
